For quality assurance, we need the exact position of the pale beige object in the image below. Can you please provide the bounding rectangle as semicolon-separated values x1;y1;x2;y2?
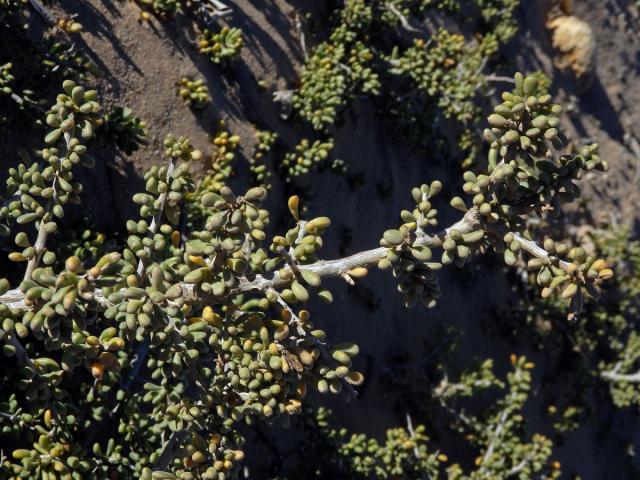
547;14;596;78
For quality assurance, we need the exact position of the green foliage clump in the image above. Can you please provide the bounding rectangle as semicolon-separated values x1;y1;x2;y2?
0;76;611;479
274;357;559;480
379;181;442;308
292;0;379;131
604;332;640;407
250;130;278;190
282;138;334;177
184;125;239;225
42;39;99;82
136;0;183;17
454;74;606;314
579;227;640;408
334;421;441;479
208;127;240;181
386;31;485;123
100;106;148;154
178;76;210;109
0;61;13;95
376;73;609;317
197;27;243;64
186;125;278;227
440;356;559;480
285;0;520;175
496;223;640;436
1;79;100;240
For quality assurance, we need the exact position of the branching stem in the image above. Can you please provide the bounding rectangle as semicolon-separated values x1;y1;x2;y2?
601;363;640;383
24;129;74;282
0;207;573;313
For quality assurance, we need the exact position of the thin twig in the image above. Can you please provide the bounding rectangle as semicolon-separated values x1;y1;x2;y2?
137;159;176;278
601;367;640;383
484;74;516;84
386;2;420;32
405;413;421;458
477;371;521;473
268;287;358;398
6;128;76;369
295;13;308;60
24;128;75;282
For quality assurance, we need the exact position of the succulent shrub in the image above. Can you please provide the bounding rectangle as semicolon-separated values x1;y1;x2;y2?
125;0;523;180
281;137;334;178
56;16;83;33
503;224;640;416
262;0;523;179
197;27;243;65
385;30;487;124
0;1;97;129
290;0;518;130
249;130;277;191
100;106;148;155
0;74;611;479
272;357;559;480
136;0;183;17
178;77;210;110
291;0;379;132
0;61;14;94
596;228;640;407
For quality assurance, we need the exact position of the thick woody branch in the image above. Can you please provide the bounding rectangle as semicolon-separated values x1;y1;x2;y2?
236;207;481;295
601;363;640;383
0;206;573;314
